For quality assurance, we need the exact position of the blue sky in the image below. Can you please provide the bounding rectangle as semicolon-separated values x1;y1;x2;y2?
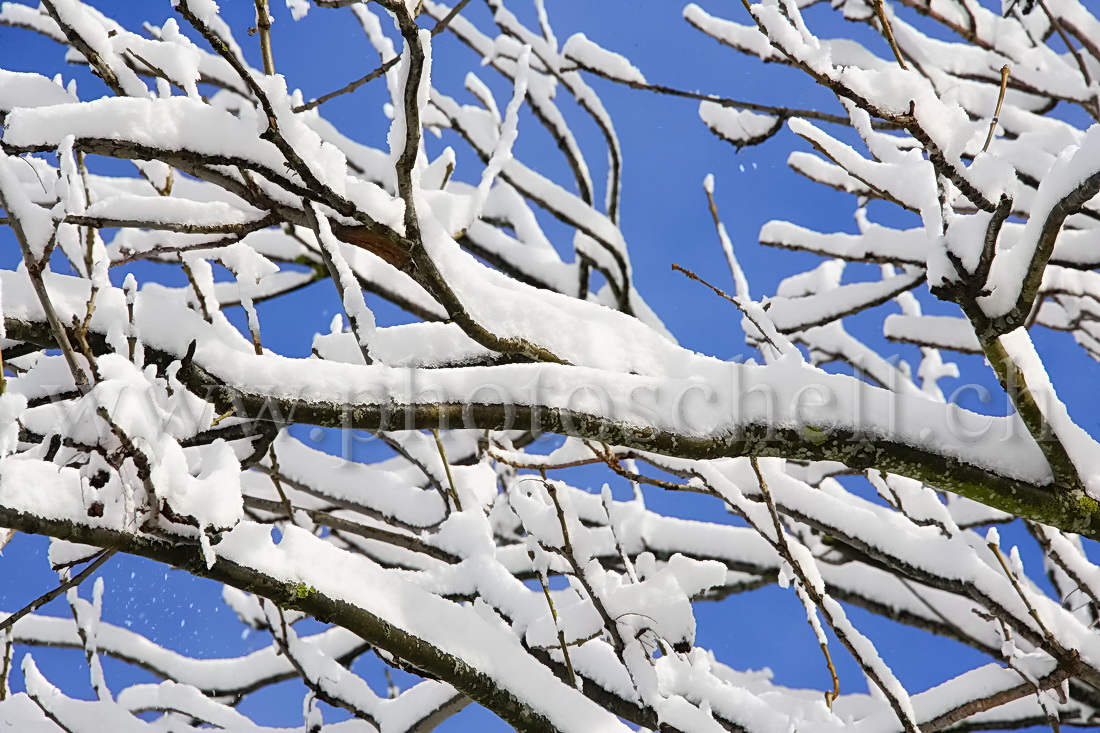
0;1;1092;730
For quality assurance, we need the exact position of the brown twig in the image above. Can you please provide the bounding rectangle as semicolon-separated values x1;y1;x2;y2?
268;445;295;522
872;0;908;70
431;428;463;512
982;65;1011;152
748;458;918;732
534;567;578;689
671;263;782;353
253;0;275;76
296;57;401;113
0;628;11;701
540;477;626;653
568;60;899;131
243;495;459;564
303;201;374;365
821;641;841;709
987;539;1056;645
0;550;116;635
293;0;472;113
1036;1;1091;87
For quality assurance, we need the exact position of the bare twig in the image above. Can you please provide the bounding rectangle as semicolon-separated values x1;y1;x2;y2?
987;539;1056;645
671;263;782;353
267;445;295;522
568;60;898;130
540;477;626;652
242;495;460;564
0;550;116;635
431;428;463;511
295;56;401;113
821;641;841;709
294;0;472;113
0;628;11;701
982;65;1011;153
747;459;919;732
872;0;908;69
253;0;276;76
534;567;578;689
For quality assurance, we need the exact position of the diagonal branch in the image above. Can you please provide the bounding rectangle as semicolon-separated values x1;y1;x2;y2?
0;550;115;635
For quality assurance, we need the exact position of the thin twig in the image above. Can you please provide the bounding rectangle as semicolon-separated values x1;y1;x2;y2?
703;179;750;299
0;550;116;634
1036;0;1091;87
293;0;473;113
431;428;463;511
988;540;1056;645
585;441;700;494
540;477;626;652
0;628;11;701
265;602;381;726
304;201;373;365
112;235;246;267
296;56;401;113
3;190;90;387
243;495;460;563
982;65;1011;152
253;0;275;76
568;62;899;130
180;259;212;322
209;407;235;427
749;458;919;732
751;459;841;709
63;566;106;701
671;263;782;353
820;641;841;709
268;445;295;522
535;567;578;689
670;263;738;307
123;48;189;94
872;0;908;69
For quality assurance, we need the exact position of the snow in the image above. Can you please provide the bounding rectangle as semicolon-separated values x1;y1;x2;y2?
761;221;927;267
562;33;646;84
272;432;447;529
4;96;286;175
83;194;266;228
0;265;1060;493
310;203;377;363
0;693;58;732
884;314;981;353
285;0;309;21
981;124;1100;320
9;611;367;697
0;69;77;112
699;103;778;147
788;118;941;238
0;154;55;259
683;4;782;62
215;523;633;731
469;46;530;227
174;0;222;31
998;327;1100;495
0;393;24;458
764;267;924;334
44;0;149;98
